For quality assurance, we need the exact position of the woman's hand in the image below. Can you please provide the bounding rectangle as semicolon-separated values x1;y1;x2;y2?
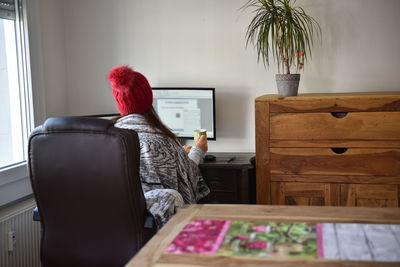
183;145;192;154
194;135;208;153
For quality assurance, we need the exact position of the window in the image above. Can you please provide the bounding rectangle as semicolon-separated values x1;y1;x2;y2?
0;0;33;170
0;0;34;207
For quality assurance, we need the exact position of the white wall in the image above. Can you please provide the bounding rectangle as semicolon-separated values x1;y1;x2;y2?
27;0;67;121
31;0;400;152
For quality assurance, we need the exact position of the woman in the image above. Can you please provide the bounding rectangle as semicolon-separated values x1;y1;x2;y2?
107;65;210;227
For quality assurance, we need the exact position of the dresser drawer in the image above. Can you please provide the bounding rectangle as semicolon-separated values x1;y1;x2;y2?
270;112;400;140
270;148;400;176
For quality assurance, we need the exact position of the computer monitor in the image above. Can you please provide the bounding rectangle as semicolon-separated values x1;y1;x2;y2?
152;88;216;140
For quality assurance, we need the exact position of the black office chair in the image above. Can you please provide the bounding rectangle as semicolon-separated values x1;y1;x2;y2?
28;117;156;267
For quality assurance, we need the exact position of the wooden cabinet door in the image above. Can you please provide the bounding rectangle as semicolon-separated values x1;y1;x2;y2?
271;182;340;206
341;184;399;207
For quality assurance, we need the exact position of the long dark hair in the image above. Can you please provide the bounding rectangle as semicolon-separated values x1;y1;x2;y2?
112;107;176;139
142;107;176;139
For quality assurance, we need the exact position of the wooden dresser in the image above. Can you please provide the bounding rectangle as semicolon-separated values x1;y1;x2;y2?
255;92;400;207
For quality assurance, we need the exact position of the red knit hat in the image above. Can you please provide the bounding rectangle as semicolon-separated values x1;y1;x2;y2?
107;66;153;115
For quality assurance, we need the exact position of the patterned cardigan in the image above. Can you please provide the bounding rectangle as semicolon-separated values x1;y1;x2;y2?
114;114;210;227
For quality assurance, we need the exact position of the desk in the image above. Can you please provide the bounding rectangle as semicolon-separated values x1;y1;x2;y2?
126;205;400;266
199;153;255;204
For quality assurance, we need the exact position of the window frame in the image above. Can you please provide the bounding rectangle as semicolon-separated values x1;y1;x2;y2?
0;0;35;208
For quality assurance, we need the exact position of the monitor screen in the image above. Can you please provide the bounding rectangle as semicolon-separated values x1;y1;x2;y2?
152;88;216;140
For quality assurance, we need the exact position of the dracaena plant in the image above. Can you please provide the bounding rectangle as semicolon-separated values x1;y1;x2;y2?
242;0;321;74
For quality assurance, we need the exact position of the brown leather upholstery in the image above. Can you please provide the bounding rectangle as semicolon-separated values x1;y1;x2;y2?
28;117;156;267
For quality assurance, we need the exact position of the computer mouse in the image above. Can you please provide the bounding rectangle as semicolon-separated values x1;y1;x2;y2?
203;154;216;162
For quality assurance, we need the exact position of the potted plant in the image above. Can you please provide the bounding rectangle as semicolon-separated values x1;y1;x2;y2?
242;0;321;96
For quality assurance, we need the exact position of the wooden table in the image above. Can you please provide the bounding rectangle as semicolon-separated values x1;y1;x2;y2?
126;204;400;266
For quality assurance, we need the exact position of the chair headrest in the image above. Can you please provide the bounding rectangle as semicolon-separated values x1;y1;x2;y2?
42;117;114;133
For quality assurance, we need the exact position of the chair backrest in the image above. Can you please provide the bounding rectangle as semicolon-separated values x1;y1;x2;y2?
28;117;156;267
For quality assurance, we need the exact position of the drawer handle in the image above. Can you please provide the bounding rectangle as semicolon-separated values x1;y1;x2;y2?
331;112;348;118
331;148;348;154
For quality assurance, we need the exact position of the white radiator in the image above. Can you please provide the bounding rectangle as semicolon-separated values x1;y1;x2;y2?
0;198;41;267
